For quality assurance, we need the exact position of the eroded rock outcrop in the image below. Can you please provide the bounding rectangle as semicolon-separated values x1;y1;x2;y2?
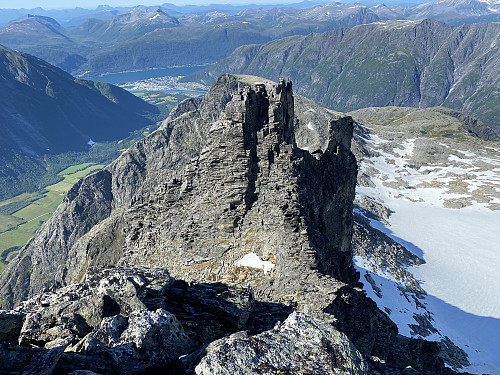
0;265;266;374
0;75;454;374
0;74;358;315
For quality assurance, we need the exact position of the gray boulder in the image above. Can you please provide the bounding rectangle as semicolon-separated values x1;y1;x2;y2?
195;311;367;375
75;309;193;374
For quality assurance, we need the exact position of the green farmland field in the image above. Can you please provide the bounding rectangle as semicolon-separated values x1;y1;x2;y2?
0;163;105;274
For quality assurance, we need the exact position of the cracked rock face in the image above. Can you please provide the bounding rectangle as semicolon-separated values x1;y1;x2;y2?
0;74;358;317
0;75;455;374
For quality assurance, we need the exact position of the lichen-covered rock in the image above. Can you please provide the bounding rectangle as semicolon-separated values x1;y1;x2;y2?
0;265;269;374
13;266;174;350
117;309;192;369
195;311;367;375
79;309;193;374
85;265;173;315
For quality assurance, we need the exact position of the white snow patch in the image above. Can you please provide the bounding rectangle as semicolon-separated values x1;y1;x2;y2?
307;122;314;131
149;14;160;20
356;259;500;375
236;253;275;274
374;19;419;29
388;201;500;318
365;133;388;146
448;154;474;164
478;156;500;166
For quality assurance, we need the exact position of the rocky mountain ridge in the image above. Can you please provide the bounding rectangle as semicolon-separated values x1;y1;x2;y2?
68;9;180;42
0;75;458;374
0;74;359;313
187;18;500;134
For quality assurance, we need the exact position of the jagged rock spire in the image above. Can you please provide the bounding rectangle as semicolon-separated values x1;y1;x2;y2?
0;75;451;373
0;74;357;313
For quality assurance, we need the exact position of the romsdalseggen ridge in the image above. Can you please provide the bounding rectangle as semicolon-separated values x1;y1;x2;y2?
0;74;461;374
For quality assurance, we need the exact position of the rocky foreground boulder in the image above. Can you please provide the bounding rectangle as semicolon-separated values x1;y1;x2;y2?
0;265;449;374
0;265;257;374
194;311;367;375
0;75;461;374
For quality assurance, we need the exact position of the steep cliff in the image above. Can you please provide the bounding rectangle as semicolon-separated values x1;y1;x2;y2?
0;74;358;313
187;19;500;134
0;75;450;373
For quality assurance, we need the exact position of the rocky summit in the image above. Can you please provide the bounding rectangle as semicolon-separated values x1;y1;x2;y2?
0;75;457;374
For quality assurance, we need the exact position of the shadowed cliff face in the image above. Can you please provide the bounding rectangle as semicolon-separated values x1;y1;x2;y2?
0;74;357;314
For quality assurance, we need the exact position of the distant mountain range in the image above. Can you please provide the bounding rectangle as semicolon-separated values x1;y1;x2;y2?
2;0;500;77
0;15;86;72
0;2;333;27
68;8;180;43
188;18;500;134
0;10;272;76
2;0;499;28
0;44;158;199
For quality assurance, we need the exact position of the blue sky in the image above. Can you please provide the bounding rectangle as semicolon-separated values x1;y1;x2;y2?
0;0;295;9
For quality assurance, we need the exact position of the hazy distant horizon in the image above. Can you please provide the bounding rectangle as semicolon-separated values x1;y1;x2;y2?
0;0;314;10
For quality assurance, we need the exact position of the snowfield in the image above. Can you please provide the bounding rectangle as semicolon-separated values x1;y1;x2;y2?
354;126;500;374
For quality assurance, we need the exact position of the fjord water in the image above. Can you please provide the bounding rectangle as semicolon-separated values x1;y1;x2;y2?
84;65;208;85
